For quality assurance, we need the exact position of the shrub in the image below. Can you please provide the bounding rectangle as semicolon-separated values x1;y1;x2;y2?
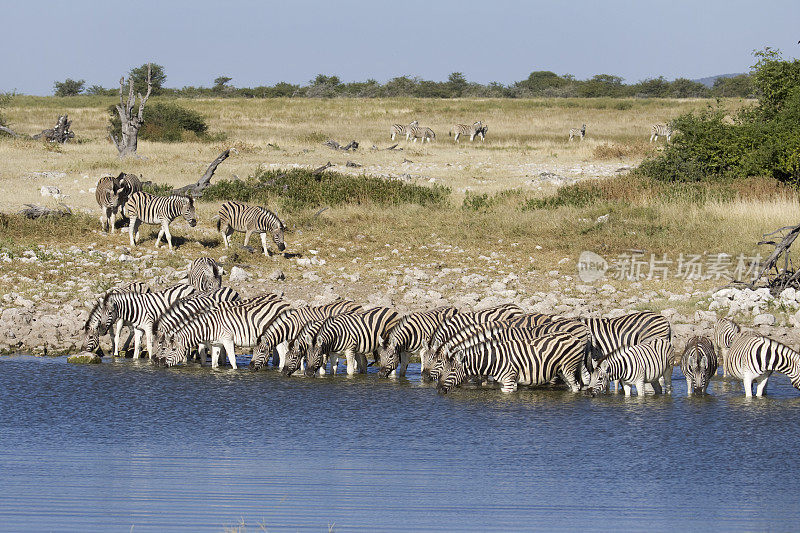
522;183;603;210
108;101;213;143
53;78;85;96
202;168;450;211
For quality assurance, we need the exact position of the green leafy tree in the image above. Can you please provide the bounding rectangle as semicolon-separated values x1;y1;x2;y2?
711;74;754;97
129;63;166;95
447;72;468;97
751;48;800;116
53;78;85;96
213;76;233;93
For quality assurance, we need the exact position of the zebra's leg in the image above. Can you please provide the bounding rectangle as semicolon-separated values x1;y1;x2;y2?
742;374;754;397
113;320;125;356
687;377;693;396
260;232;269;257
100;208;108;232
454;132;460;143
197;344;206;366
163;222;174;251
223;339;237;369
398;351;410;377
210;345;221;368
651;381;663;394
355;352;369;374
622;383;633;396
498;372;518;393
755;373;771;397
132;329;143;359
329;353;338;374
243;229;253;247
145;326;154;360
344;349;357;376
109;210;116;234
128;217;139;247
561;371;581;392
276;341;289;371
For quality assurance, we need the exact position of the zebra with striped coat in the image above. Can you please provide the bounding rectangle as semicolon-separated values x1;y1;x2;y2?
306;307;400;376
81;281;151;355
123;191;197;250
161;296;291;369
450;121;483;143
188;257;223;292
282;317;331;376
650;123;672;142
725;334;800;397
95;176;123;233
420;304;528;378
437;333;588;394
408;124;435;143
391;120;418;141
713;318;741;377
97;284;196;359
250;300;363;371
681;336;717;395
586;338;675;396
216;200;286;256
377;306;458;378
569;124;586;141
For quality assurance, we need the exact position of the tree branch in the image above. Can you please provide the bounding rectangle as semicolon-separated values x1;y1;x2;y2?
172;148;234;197
137;63;152;122
0;125;18;137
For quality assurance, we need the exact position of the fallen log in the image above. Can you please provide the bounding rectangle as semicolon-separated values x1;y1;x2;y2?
172;148;234;197
324;139;359;151
19;203;72;219
33;115;74;143
0;125;18;137
312;161;333;176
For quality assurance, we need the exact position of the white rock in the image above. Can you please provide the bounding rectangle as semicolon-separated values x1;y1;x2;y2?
40;186;61;197
229;266;251;282
753;313;776;326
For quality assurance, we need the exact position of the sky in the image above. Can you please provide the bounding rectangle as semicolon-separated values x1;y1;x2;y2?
2;0;799;95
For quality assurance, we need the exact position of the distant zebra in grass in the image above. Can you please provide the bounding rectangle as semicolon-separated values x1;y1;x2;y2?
216;201;286;256
377;306;458;378
81;281;151;355
249;300;363;371
391;121;418;141
450;121;483;143
725;334;800;397
650;123;672;142
306;307;400;376
569;124;586;141
189;257;223;292
587;338;674;396
714;318;741;377
681;336;717;395
95;176;123;233
408;124;435;143
123;192;197;250
437;333;588;394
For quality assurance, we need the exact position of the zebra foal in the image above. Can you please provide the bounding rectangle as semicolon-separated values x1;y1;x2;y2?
681;336;717;395
587;338;674;396
217;200;286;256
123;191;197;250
391;121;418;141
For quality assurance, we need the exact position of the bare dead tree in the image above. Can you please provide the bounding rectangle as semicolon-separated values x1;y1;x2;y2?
731;222;800;293
33;114;74;143
110;64;152;158
171;148;234;197
324;139;359;151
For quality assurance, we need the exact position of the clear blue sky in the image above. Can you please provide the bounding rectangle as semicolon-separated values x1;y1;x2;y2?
2;0;798;95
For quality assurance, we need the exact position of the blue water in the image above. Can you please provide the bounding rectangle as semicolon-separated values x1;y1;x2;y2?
1;355;799;532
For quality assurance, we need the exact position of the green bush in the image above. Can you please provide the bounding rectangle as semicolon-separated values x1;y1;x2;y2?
522;183;603;210
202;168;450;210
108;101;214;143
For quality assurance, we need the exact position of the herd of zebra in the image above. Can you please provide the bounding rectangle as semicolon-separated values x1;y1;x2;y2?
80;257;800;398
391;121;672;143
95;172;285;254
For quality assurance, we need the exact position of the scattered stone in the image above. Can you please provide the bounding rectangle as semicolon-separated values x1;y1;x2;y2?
268;270;286;281
67;352;102;364
753;313;776;326
229;266;251;283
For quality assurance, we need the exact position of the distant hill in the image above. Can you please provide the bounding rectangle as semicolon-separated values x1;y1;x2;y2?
693;73;746;88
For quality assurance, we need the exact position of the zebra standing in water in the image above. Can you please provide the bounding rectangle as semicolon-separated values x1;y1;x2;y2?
305;307;400;376
713;318;741;377
450;121;483;143
188;257;223;292
95;176;123;233
282;317;332;376
249;300;363;371
725;335;800;397
217;201;286;256
681;336;717;395
377;306;458;378
123;191;197;250
569;124;586;141
437;333;588;394
587;338;675;396
391;120;418;141
650;123;672;142
408;124;435;143
81;281;151;355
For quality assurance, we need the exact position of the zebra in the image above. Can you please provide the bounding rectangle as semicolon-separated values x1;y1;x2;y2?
305;307;400;376
216;200;286;256
160;295;291;369
188;257;223;292
681;336;717;395
437;333;588;394
151;286;242;364
377;306;458;378
586;338;675;396
475;123;488;141
713;318;741;377
569;124;586;141
725;334;800;397
123;191;197;250
429;318;587;381
282;316;332;376
391;120;418;141
81;281;151;355
408;124;435;143
249;300;363;371
650;123;672;142
97;283;196;359
95;176;123;233
420;304;527;379
450;121;483;143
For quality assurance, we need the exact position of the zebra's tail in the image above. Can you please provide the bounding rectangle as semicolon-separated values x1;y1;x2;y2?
214;215;221;233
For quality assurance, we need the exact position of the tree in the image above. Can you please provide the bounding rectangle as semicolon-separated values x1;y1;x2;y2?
53;78;85;96
213;76;233;93
670;78;709;98
130;63;165;95
447;72;468;97
110;63;152;158
751;47;800;117
578;74;626;97
712;75;754;98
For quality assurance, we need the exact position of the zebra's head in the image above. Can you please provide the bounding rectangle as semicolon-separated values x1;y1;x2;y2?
96;295;118;337
249;334;272;371
587;361;611;396
686;352;710;394
163;336;188;367
305;340;324;377
282;340;304;376
182;196;197;227
429;355;448;382
436;354;465;394
419;343;435;381
409;120;419;126
377;342;398;378
272;221;286;252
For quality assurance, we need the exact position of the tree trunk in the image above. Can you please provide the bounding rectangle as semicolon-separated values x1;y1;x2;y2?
110;64;152;158
33;115;74;143
171;148;234;197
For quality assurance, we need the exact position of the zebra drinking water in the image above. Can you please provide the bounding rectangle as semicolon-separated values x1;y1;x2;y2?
713;318;741;377
569;124;586;141
81;281;151;355
587;338;675;396
216;200;286;256
725;334;800;397
377;306;458;378
650;124;672;142
681;336;717;395
123;191;197;250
